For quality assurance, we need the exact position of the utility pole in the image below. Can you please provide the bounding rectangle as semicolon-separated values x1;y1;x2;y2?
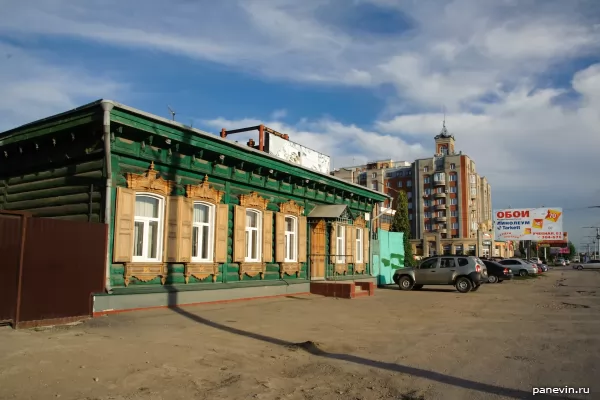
583;226;600;260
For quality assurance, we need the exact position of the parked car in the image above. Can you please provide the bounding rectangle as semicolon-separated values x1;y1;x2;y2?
529;257;542;264
573;260;600;270
393;255;488;293
497;258;539;276
555;258;566;266
565;259;571;265
482;260;513;283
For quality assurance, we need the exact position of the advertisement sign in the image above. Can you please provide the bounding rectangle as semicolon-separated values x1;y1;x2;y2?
266;133;331;174
538;232;568;246
493;208;564;241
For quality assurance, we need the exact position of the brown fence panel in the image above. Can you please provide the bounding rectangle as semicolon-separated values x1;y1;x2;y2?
0;213;25;325
18;218;108;326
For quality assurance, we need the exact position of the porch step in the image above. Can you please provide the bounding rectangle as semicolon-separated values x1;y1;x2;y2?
310;281;375;299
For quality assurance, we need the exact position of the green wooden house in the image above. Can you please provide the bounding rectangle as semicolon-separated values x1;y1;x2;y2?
0;100;388;312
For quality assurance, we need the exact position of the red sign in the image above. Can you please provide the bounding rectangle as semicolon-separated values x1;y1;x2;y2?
496;210;530;219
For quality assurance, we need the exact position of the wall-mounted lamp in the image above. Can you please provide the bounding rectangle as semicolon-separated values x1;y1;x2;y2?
268;169;273;174
219;154;225;162
165;138;172;145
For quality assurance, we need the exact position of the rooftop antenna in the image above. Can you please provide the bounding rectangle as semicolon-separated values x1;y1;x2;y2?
442;105;446;129
167;105;176;121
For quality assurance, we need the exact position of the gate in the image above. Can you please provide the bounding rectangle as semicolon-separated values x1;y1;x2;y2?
0;211;108;328
375;229;405;285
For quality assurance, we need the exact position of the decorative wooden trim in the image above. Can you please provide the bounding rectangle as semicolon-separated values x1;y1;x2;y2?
334;263;348;275
354;215;366;228
184;263;219;283
124;263;167;286
279;262;301;278
279;200;304;216
185;175;224;204
238;262;266;280
239;192;269;211
125;162;173;196
354;263;366;274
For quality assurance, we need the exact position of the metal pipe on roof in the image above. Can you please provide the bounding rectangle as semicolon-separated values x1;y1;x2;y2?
101;100;114;294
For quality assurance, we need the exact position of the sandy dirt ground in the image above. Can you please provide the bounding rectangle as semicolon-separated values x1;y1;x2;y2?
1;268;599;400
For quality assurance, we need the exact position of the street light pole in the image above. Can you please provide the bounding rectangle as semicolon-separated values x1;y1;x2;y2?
583;226;600;260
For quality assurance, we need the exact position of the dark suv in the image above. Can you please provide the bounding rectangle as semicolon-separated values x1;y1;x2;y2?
392;255;488;293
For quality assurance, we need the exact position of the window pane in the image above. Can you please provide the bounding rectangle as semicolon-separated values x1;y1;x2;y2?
135;196;159;218
251;230;258;259
134;221;144;256
247;210;257;228
284;235;289;259
192;226;199;258
289;233;295;260
337;225;343;238
246;231;250;258
148;221;158;258
285;217;294;232
194;204;210;223
201;225;210;259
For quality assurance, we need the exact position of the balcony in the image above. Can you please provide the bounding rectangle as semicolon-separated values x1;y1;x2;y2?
434;192;446;198
435;216;447;222
438;228;447;234
435;204;446;210
434;178;446;186
470;192;477;199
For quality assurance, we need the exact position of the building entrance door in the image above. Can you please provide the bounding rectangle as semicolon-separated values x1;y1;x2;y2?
309;219;326;280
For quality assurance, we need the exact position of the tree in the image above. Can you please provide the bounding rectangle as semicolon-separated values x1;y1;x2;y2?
390;191;414;266
568;241;576;258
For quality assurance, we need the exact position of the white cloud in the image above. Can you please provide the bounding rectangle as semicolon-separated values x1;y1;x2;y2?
202;116;429;169
0;42;124;131
270;109;288;120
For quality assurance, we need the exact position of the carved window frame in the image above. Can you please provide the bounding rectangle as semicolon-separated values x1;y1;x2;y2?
245;208;263;262
184;175;225;283
191;201;215;263
284;215;298;263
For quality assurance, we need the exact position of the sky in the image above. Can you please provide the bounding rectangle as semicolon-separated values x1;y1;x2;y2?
0;0;599;249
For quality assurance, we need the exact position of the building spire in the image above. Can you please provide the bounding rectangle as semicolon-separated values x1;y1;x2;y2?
435;110;454;140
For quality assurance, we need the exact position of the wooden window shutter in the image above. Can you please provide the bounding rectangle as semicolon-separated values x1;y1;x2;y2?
233;205;246;262
363;227;370;265
330;222;337;259
162;196;172;262
215;204;229;263
166;196;181;262
275;212;285;262
298;216;307;263
345;224;353;261
178;197;194;262
263;211;273;263
113;187;135;262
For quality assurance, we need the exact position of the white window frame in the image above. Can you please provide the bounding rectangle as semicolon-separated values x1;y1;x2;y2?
450;163;456;170
452;222;459;229
133;193;165;263
336;224;345;263
407;180;412;187
424;177;430;183
284;215;298;262
191;201;215;263
424;166;429;172
449;174;457;181
408;202;413;209
355;228;363;263
409;214;413;220
450;198;458;205
449;186;457;193
397;181;402;188
245;208;262;262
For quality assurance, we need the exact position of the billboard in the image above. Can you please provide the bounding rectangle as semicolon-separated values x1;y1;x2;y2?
493;208;563;241
266;133;331;174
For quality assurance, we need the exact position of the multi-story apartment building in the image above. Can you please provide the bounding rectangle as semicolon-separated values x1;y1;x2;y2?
331;123;513;258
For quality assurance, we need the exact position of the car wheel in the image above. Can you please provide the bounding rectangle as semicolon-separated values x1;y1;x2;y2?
577;265;583;270
488;275;498;284
398;276;414;291
471;284;480;292
455;277;473;293
413;284;423;290
519;269;528;277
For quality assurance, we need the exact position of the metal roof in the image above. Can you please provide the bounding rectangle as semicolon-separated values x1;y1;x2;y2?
307;205;348;219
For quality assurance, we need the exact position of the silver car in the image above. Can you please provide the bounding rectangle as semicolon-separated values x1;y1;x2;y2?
498;258;538;276
573;260;600;270
392;255;488;293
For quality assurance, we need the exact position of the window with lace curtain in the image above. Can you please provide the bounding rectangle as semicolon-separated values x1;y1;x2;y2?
133;194;164;262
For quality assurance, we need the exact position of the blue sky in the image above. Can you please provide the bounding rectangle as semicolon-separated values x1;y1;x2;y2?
1;0;600;249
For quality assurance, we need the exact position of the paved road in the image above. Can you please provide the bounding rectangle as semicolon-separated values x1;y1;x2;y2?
0;268;599;400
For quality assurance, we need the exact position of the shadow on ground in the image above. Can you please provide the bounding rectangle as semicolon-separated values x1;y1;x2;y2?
165;288;576;400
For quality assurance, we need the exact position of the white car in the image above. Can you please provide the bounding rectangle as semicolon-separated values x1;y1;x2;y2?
573;260;600;270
